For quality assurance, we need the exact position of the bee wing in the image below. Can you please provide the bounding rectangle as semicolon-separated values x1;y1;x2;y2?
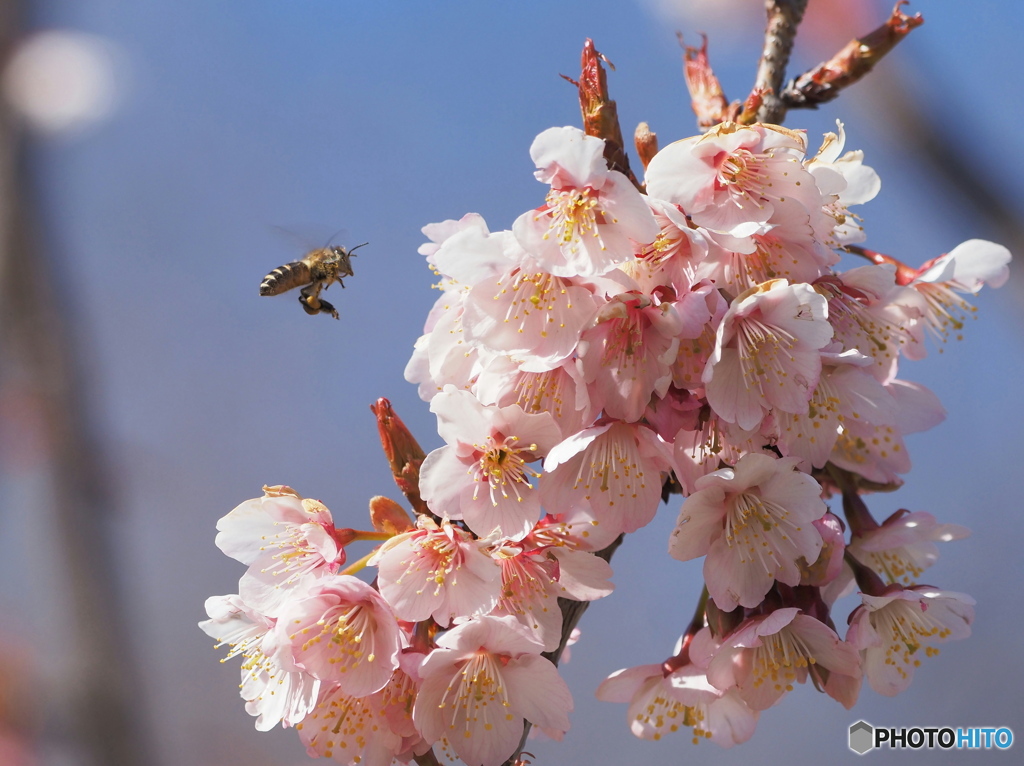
269;224;349;251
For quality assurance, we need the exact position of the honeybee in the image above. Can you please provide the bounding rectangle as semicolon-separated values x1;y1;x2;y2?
259;242;367;319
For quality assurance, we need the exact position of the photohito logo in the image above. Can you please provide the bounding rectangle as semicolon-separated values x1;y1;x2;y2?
848;721;1014;754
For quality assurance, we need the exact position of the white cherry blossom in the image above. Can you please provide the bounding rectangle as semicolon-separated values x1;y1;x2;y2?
199;594;320;731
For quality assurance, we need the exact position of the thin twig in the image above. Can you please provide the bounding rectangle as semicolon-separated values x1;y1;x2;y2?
781;1;924;110
413;748;443;766
751;0;810;123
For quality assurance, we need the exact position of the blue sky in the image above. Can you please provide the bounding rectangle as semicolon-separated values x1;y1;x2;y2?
2;1;1022;764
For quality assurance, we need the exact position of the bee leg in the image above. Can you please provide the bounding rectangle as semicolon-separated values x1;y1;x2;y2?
299;284;339;319
299;284;322;314
317;297;339;320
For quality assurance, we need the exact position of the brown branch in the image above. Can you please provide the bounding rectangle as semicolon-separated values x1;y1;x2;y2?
750;0;810;124
413;749;443;766
781;1;924;110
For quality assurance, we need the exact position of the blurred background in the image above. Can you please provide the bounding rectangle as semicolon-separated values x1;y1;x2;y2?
0;1;1021;764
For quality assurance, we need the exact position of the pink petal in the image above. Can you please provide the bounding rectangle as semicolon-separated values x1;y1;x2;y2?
502;654;573;732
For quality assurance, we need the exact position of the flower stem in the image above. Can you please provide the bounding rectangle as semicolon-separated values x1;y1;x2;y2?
338;549;379;577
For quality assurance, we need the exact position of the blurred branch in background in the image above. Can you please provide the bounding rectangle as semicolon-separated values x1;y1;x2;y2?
869;75;1024;292
0;2;148;764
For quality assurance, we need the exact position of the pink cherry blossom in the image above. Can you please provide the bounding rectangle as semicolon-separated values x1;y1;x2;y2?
461;264;601;369
577;292;684;422
215;486;348;617
903;238;1012;355
542;420;674;538
669;453;825;611
804;122;880;247
817;265;920;383
371;517;501;628
406;224;529;402
642;385;702;443
801;511;846;587
383;653;430;760
670;409;768;496
846;586;974;697
644;122;819;238
473;356;596;440
405;288;483;401
513;126;658;277
491;518;614;651
670;288;728;392
697;199;835;296
413;615;572;766
704;279;833;431
296;682;402;766
598;661;758;747
274;577;402;697
429;218;519;287
706;608;861;710
199;594;320;731
774;348;898;470
419;386;562;539
830;378;945;485
849;510;969;586
419;212;488;254
596;628;760;748
622;197;710;293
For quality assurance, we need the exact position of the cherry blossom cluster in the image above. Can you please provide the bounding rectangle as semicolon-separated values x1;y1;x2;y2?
201;121;1009;765
200;479;607;766
405;123;1007;746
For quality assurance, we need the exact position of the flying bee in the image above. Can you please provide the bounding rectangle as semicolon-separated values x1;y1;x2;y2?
259;242;367;319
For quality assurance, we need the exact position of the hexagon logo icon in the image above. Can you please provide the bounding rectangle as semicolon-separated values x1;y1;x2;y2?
849;720;874;755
